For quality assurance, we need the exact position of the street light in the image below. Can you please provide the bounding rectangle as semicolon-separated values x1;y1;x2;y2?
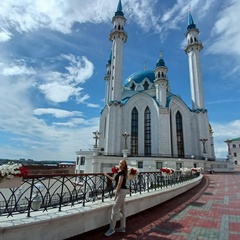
224;139;232;155
93;131;101;148
122;132;130;149
31;183;44;211
178;159;182;170
199;138;208;154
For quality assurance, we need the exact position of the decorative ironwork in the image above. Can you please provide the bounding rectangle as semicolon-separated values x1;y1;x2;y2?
0;172;200;218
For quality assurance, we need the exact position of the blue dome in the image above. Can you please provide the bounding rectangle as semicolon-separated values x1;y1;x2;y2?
123;70;155;87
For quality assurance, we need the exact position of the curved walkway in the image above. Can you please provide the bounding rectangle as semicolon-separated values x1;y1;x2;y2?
67;173;240;240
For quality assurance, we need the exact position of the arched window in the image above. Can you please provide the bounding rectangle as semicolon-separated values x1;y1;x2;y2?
144;107;151;156
80;157;85;165
143;81;149;90
131;83;135;90
176;111;184;157
131;107;138;156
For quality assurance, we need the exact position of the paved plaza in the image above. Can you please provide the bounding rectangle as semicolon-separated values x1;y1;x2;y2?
68;173;240;240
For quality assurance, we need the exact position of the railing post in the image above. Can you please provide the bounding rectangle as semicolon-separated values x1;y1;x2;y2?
83;175;88;207
27;178;35;217
58;176;65;212
101;174;105;202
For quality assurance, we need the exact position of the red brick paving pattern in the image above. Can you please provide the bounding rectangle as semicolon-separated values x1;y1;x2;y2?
67;173;240;240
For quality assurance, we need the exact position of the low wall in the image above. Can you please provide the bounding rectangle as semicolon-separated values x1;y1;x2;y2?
0;175;203;240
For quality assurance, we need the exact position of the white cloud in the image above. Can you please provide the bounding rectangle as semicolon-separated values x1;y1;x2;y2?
34;108;83;118
0;28;12;42
208;0;240;56
2;65;36;76
62;55;94;84
0;0;116;40
0;76;99;160
86;103;101;108
0;58;36;77
39;82;81;103
0;123;99;160
0;53;97;160
38;55;94;103
0;0;217;45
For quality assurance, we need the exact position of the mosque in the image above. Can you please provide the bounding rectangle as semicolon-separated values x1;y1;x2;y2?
75;0;215;173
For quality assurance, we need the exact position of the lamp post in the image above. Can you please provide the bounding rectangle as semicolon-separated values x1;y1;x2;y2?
199;138;208;154
122;132;130;149
31;183;44;211
224;139;232;155
93;131;101;148
178;158;182;170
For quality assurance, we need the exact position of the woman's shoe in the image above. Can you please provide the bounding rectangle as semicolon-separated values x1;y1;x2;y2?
104;229;115;236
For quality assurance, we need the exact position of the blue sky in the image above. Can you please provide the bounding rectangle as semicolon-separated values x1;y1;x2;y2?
0;0;239;161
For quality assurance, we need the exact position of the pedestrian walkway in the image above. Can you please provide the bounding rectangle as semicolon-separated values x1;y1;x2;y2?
67;173;240;240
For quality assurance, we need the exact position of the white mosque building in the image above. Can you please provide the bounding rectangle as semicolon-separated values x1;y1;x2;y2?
75;0;216;174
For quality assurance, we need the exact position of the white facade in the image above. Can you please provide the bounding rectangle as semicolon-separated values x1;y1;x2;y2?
226;138;240;165
76;0;217;173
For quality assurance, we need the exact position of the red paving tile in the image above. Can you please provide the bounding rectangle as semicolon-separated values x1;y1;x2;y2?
229;222;240;232
66;173;240;240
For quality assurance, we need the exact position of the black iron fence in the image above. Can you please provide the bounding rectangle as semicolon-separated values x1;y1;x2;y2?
0;171;200;218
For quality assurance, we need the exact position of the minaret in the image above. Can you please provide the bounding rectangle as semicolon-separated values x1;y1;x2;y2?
99;0;127;155
104;52;112;104
184;10;215;160
154;52;168;107
184;10;204;110
109;0;127;102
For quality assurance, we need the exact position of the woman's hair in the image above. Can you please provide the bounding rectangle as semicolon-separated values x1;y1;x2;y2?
121;159;128;179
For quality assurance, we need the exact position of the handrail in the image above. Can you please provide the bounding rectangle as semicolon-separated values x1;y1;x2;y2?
0;172;199;218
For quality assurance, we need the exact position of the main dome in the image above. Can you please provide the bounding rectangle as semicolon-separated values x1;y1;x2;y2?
123;69;155;88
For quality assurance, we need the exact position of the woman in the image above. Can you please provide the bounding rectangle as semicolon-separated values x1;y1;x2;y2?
104;159;128;237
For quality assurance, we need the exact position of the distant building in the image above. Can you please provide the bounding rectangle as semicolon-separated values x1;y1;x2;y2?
228;137;240;165
76;0;219;174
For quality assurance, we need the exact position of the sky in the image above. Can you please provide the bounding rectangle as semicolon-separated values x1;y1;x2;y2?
0;0;239;161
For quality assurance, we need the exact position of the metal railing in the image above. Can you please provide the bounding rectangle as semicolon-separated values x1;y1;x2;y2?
0;172;200;218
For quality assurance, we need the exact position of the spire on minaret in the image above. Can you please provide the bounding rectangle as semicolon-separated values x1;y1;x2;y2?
156;51;165;67
144;61;147;70
187;6;196;30
115;0;124;16
160;51;163;59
